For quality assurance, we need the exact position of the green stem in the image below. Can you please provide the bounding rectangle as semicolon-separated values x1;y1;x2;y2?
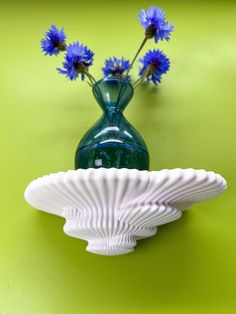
86;72;96;84
85;72;95;86
86;74;94;86
125;37;147;79
86;80;93;87
134;75;144;86
134;76;146;89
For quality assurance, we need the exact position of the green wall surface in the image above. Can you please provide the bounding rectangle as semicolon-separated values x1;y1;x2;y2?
0;1;236;313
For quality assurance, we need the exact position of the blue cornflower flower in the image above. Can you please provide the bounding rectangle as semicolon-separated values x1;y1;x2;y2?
41;25;66;56
57;42;94;81
139;50;170;85
102;57;130;79
138;6;174;43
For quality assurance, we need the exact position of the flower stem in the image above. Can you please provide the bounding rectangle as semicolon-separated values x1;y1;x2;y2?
134;76;144;86
85;72;96;86
134;76;145;89
85;74;94;86
125;37;147;78
86;72;96;84
86;80;93;87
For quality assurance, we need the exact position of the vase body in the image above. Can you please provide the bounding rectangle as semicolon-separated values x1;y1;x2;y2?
75;77;149;170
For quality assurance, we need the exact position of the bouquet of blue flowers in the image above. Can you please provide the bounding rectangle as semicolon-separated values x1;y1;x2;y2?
41;6;173;88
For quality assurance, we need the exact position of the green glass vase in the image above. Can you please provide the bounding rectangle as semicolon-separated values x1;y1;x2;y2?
75;77;149;170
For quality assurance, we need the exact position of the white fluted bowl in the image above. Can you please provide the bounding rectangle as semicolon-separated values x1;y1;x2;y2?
24;168;226;256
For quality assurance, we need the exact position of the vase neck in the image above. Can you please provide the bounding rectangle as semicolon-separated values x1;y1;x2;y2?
92;77;134;113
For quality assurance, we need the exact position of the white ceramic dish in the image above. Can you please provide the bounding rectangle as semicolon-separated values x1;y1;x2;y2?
24;168;226;256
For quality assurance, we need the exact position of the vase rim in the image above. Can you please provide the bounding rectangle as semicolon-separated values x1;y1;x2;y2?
92;76;134;93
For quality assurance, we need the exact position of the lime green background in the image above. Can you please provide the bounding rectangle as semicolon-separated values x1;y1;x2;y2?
0;1;236;313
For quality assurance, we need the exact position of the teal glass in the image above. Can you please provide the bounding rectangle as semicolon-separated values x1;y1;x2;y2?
75;77;149;170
